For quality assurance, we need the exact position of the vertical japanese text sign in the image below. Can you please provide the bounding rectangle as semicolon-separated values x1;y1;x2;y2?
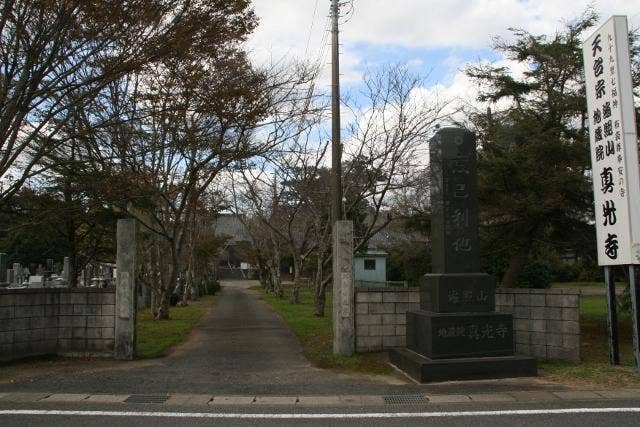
583;16;640;265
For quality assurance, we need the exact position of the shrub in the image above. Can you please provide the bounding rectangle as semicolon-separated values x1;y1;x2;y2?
170;293;180;306
550;261;580;283
516;261;553;289
205;280;221;295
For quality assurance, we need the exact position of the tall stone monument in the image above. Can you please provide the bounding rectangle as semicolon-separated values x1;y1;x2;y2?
390;128;536;382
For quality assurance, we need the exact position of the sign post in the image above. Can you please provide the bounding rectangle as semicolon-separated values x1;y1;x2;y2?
583;16;640;370
603;266;619;364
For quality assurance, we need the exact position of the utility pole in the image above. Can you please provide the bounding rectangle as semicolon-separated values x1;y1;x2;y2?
331;0;354;357
331;0;342;224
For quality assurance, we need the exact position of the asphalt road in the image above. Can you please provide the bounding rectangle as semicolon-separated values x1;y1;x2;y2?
1;400;639;427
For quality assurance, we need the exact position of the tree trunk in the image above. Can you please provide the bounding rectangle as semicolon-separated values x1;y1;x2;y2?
313;248;332;317
271;241;283;298
289;254;301;304
154;245;178;320
257;258;269;289
182;245;195;303
501;247;529;288
155;288;171;320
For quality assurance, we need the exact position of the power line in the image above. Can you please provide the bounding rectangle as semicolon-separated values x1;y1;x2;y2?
304;0;320;58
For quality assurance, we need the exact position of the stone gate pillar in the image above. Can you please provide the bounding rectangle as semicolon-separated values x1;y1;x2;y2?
333;220;355;356
115;219;137;360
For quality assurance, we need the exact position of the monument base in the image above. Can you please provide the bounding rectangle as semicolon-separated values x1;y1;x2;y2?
407;310;515;359
389;347;537;383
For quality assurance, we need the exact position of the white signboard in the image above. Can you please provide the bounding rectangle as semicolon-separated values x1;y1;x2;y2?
583;16;640;266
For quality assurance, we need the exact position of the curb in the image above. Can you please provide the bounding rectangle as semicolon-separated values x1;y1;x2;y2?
0;389;639;406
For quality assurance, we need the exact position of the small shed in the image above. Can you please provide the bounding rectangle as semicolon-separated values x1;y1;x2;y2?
354;250;388;287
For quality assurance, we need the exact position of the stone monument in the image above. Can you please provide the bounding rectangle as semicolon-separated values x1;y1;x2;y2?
13;263;23;285
390;128;537;382
61;257;70;282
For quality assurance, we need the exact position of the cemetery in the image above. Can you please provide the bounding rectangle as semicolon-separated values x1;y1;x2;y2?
0;254;115;291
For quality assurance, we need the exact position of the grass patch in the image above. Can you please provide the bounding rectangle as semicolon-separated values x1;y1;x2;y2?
550;282;625;289
257;282;640;386
255;284;392;376
136;295;215;358
538;293;640;388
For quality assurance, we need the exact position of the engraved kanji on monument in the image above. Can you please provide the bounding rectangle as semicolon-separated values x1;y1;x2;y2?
390;128;536;382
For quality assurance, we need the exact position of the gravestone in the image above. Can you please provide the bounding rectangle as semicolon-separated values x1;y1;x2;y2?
0;253;7;283
61;257;70;282
13;263;23;285
6;269;14;285
28;275;44;288
390;128;537;382
46;258;54;273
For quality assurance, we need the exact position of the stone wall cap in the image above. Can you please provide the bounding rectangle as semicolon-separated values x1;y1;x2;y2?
560;288;581;295
495;288;574;295
356;287;419;293
0;287;115;295
495;288;529;294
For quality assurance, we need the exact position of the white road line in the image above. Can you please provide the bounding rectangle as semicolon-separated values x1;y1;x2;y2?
0;408;640;419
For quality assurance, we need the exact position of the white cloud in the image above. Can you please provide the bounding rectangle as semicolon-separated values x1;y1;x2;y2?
247;0;640;164
248;0;640;89
250;1;640;53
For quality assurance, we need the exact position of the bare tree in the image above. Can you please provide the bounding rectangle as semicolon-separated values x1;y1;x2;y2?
233;132;329;303
306;65;447;316
0;0;259;205
342;65;447;253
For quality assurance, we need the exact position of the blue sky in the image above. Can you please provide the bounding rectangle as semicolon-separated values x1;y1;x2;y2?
248;0;640;106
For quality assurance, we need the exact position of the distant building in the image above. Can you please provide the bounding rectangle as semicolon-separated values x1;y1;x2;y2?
213;214;251;245
354;250;388;287
213;214;255;279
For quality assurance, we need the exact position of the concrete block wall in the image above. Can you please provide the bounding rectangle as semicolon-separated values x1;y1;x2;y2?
355;288;420;352
495;288;580;362
0;288;115;362
355;287;580;362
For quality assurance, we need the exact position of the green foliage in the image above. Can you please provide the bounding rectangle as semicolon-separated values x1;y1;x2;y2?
515;261;553;289
385;241;430;287
205;280;221;295
467;12;602;287
576;259;604;282
0;186;119;268
136;295;215;358
550;261;580;283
